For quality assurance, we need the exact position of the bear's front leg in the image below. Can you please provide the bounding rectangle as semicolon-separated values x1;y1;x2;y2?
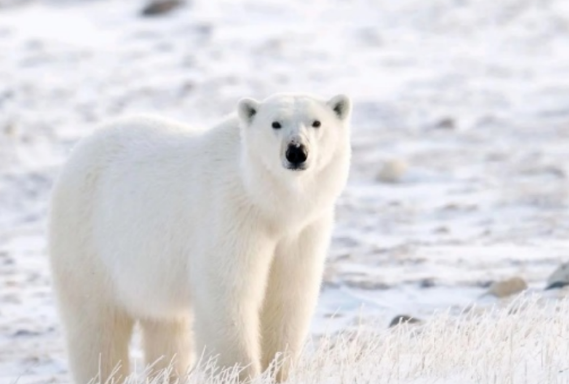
260;214;333;382
192;231;275;381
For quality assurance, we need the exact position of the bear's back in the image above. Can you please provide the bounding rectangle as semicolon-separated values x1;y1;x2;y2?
56;115;242;226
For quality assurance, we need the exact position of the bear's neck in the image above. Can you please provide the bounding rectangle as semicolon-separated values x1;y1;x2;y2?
239;149;349;232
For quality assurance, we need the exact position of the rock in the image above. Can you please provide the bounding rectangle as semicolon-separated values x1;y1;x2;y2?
419;278;435;288
475;280;493;288
547;281;569;290
141;0;184;16
545;263;569;290
345;279;390;290
389;314;422;328
433;117;456;130
378;159;408;183
487;276;527;298
433;226;449;234
3;121;17;138
13;329;40;337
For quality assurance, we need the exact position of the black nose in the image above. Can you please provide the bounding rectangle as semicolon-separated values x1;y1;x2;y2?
286;144;308;165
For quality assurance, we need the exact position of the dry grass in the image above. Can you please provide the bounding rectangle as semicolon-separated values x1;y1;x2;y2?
102;295;569;384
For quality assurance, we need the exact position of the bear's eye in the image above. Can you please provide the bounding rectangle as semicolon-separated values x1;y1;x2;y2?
312;120;321;128
271;121;281;129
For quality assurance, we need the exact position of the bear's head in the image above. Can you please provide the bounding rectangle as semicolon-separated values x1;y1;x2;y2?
237;93;351;177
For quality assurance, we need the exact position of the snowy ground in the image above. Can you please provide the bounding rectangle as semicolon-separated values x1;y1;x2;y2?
3;0;569;382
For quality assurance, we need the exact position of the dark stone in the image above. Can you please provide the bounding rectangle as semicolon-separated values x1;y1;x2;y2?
389;314;421;328
419;278;435;288
434;117;456;130
545;281;569;290
141;0;184;17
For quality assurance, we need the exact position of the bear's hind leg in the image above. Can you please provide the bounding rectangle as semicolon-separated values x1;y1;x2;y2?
63;302;134;384
141;317;193;381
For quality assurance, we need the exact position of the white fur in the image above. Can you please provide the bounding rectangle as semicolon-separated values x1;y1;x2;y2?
48;93;352;383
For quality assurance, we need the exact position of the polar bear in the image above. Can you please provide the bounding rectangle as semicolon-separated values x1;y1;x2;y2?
48;93;352;383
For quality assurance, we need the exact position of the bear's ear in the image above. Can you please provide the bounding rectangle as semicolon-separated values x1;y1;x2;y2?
237;98;260;125
327;94;352;121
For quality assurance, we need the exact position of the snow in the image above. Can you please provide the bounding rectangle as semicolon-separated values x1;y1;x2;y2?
2;0;569;382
